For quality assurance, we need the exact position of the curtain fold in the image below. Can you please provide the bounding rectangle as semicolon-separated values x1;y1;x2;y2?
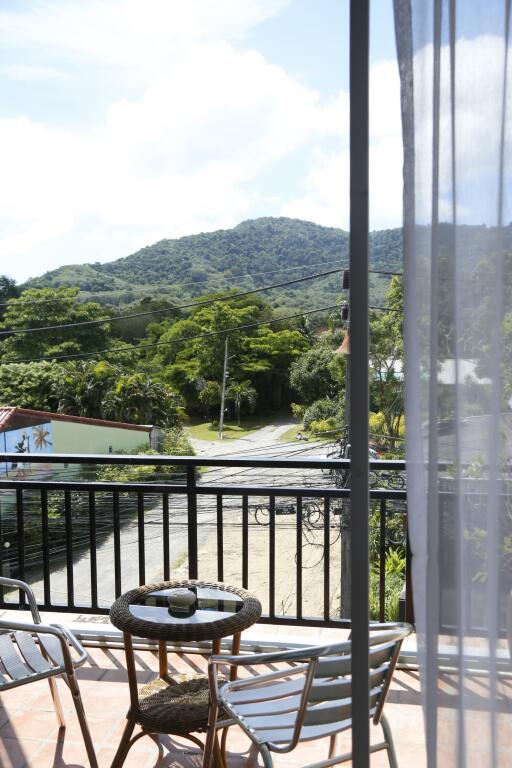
394;0;512;764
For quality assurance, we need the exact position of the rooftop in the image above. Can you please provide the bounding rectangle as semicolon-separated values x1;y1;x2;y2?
0;407;153;433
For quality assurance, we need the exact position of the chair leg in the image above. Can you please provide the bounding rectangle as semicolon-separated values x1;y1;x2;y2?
381;713;399;768
328;733;338;758
220;725;230;766
258;743;274;768
66;671;98;768
213;734;226;768
48;676;65;728
202;701;219;768
110;718;136;768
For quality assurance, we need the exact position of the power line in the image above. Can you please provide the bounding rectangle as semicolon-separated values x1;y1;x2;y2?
0;264;401;311
369;305;402;313
6;303;339;364
89;258;346;297
0;268;342;336
0;260;343;310
0;295;76;309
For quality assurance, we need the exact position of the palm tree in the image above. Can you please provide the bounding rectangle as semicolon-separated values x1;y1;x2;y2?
226;381;257;427
32;425;52;450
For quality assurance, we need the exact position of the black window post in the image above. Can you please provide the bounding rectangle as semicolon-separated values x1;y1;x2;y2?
350;1;370;766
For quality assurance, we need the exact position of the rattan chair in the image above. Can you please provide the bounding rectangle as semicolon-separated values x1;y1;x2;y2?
203;622;412;768
0;576;98;768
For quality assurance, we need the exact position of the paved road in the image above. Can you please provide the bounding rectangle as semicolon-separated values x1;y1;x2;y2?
23;423;334;608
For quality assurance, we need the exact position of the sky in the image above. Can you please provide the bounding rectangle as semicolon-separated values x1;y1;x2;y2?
0;0;401;283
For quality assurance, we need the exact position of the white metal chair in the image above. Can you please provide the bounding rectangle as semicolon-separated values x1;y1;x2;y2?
508;588;512;662
203;622;412;768
0;576;98;767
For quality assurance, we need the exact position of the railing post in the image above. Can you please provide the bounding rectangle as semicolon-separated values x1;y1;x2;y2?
41;490;51;607
405;529;415;624
64;489;74;608
340;500;351;618
379;500;387;623
89;490;98;610
16;489;25;598
163;493;170;581
187;465;198;580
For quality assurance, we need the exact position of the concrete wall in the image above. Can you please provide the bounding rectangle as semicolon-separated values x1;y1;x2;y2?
51;420;151;454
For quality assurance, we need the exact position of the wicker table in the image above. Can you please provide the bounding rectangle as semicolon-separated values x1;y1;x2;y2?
109;579;262;767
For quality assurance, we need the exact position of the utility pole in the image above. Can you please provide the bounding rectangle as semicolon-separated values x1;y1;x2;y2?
218;336;229;440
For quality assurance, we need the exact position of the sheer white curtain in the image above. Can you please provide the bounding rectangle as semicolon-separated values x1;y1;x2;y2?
394;0;512;764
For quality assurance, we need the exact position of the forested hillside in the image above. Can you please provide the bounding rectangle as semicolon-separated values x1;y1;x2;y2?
25;218;403;310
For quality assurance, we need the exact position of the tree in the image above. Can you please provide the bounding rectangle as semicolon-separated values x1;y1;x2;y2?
289;344;340;404
51;361;119;419
0;287;111;360
103;373;181;427
114;297;182;343
226;381;257;426
0;275;19;321
148;294;304;413
0;362;59;410
369;276;404;440
198;381;222;420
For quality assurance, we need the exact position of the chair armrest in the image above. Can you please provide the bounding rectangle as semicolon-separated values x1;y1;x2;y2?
0;618;88;669
208;623;413;670
0;576;41;622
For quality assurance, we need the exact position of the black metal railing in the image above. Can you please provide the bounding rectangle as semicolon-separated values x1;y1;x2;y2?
0;452;410;628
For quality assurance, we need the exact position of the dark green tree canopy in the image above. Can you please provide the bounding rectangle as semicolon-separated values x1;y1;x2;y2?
0;287;111;360
289;344;341;404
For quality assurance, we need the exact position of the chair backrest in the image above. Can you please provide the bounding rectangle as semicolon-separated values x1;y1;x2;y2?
301;626;410;730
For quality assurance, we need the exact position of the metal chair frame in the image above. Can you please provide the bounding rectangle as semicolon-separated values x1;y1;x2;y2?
203;622;412;768
0;576;98;768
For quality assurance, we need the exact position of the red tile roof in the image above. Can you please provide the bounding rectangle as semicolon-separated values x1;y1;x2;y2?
0;407;152;432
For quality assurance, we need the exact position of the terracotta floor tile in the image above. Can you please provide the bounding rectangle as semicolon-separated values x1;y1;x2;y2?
0;709;61;741
0;736;46;768
0;649;433;768
30;739;98;768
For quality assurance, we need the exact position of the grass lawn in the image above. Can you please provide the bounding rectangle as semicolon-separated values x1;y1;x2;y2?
185;417;272;442
279;423;344;444
279;423;304;443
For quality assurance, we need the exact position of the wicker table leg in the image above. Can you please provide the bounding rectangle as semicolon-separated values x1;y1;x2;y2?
158;639;168;678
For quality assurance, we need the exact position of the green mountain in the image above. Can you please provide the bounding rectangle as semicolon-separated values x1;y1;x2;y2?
25;217;403;310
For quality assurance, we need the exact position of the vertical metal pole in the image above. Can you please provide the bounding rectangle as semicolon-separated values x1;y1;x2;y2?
163;493;170;581
187;465;198;579
341;348;352;619
219;336;229;439
350;0;370;765
345;352;351;434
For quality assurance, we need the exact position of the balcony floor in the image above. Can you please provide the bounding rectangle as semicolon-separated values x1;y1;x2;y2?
0;639;426;768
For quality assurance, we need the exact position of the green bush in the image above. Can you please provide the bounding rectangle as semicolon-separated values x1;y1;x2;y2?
161;427;194;456
290;402;306;420
309;417;337;434
92;428;194;483
369;547;405;621
303;398;338;430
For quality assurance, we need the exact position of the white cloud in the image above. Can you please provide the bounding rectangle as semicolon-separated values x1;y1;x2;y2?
282;58;404;231
0;1;290;86
0;0;400;279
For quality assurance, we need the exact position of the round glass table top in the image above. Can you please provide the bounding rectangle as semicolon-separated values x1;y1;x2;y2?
109;580;262;642
129;585;245;625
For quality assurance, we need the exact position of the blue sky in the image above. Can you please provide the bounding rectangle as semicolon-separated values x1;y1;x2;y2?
0;0;400;283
